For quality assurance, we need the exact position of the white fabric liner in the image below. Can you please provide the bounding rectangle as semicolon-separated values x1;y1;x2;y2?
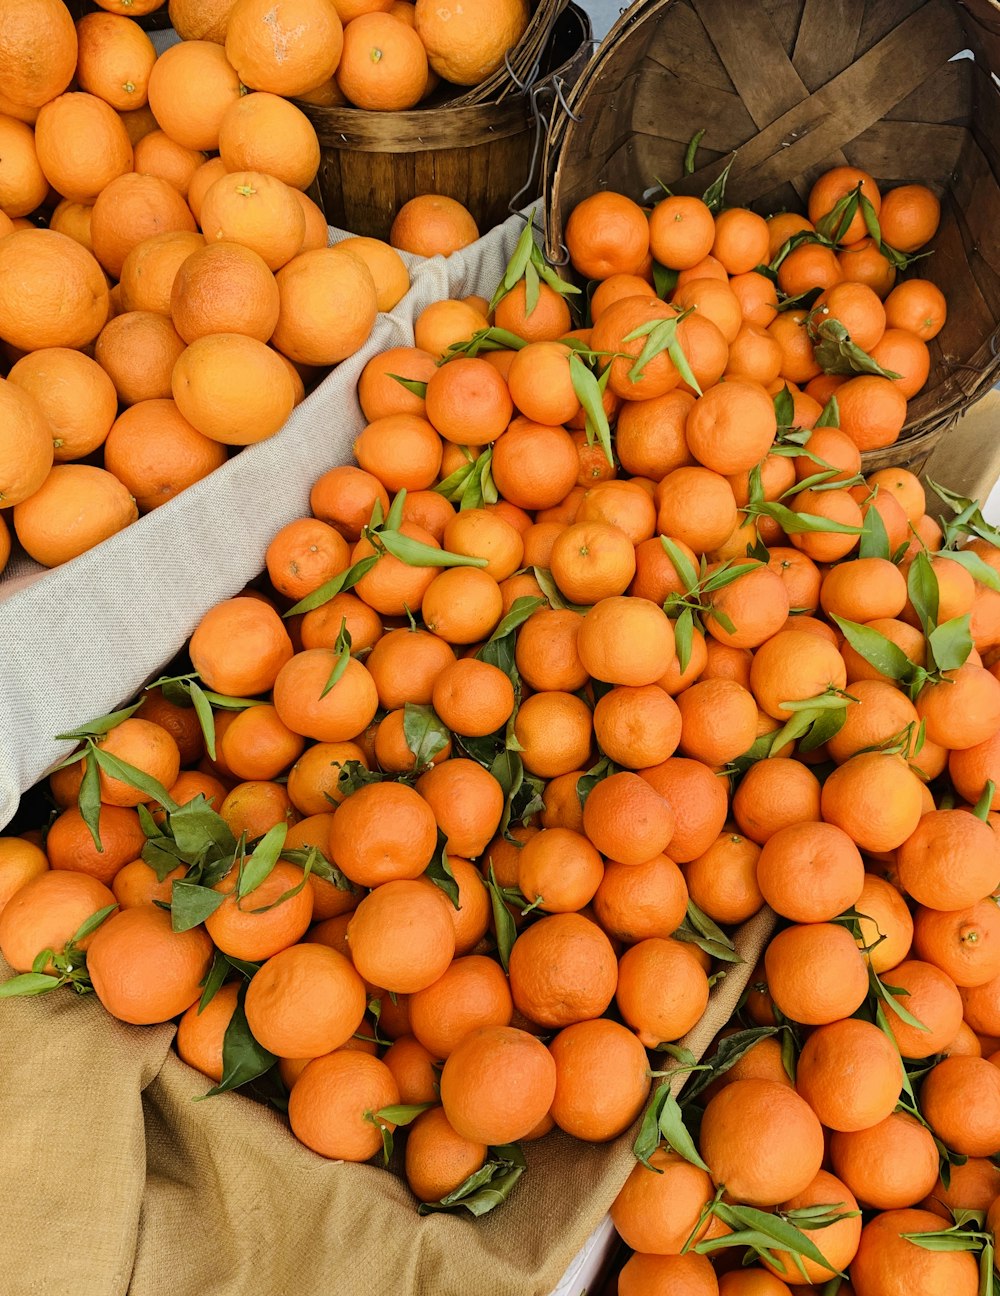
0;213;527;830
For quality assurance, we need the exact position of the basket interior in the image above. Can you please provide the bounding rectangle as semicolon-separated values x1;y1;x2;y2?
547;0;1000;437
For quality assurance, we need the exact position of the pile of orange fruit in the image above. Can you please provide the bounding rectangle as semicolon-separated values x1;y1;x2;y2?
1;0;494;573
1;66;998;1296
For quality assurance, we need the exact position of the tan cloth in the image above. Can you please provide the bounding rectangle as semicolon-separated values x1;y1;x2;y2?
0;909;774;1295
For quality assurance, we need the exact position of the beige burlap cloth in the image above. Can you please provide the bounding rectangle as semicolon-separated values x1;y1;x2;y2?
0;210;775;1294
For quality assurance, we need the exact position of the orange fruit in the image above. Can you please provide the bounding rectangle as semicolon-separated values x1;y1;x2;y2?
749;628;847;720
0;870;115;973
442;508;523;580
404;1106;486;1204
582;770;674;865
837;236;896;298
170;242;280;345
90;171;198;281
408;954;513;1058
264;516;350;601
225;0;344;96
616;937;710;1046
336;11;427;109
835;374;909;452
219;779;298;839
808;165;881;243
171;333;296;445
46;198;94;250
389;194;479;258
200;170;305;273
189;596;293;697
884;278;946;340
855;872;914;973
288;1051;400;1161
0;113;47;217
761;1171;862;1286
648;195;715;270
699;1078;825;1207
272;649;378;742
511;691;592;781
564;191;650;280
494;279;572;344
424;356;512;447
517;826;603;914
913;899;1000;988
878;184;941;253
175;982;239;1082
327;781;437;888
46;803;145;886
87;904;213;1025
813;280;886;352
850;1208;979;1296
93;717;181;807
710;206;768;275
439;1022;555;1145
730;757;821;845
0;227;109;351
0;836;48;917
897;809;1000;912
112;858;186;908
593;684;681;770
756;821;864;923
917;661;1000;750
776;242;843;297
796;1017;902;1131
656;466;739;553
489;419;578;511
421;566;503;645
684;378;777;476
118;228;206;315
13;464;139;568
357;346;436;421
217;91;319;190
132;129;204;197
920;1055;1000;1156
611;1146;715;1255
0;0;77;109
336;237;410;313
764;922;869;1025
676;677;758;766
820;751;925;853
0;378;54;508
592;852;688;943
415;757;504;859
217;703;304;781
347;878;455;993
507;912;617;1029
365;627;454;709
548;1017;651;1142
718;1272;792;1296
274;245;380;366
829;1111;939;1210
880;959;964;1059
870;327;931;398
684;830;763;925
95;310;187;407
430;658;514;738
9;347;118;467
103;398;228;512
244;942;366;1057
74;12;156;111
639;757;729;863
577;596;675;688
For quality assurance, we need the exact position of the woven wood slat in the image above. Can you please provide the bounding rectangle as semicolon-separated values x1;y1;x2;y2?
792;0;866;89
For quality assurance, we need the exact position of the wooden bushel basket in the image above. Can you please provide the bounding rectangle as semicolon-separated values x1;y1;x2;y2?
297;3;593;243
543;0;1000;471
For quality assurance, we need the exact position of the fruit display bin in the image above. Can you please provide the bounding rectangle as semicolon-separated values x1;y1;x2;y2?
541;0;1000;472
295;3;593;241
0;207;774;1296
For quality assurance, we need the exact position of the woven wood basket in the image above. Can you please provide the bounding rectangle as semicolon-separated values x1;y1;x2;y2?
297;3;592;242
543;0;1000;472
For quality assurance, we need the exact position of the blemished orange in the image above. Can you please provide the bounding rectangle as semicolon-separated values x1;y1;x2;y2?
327;781;437;887
700;1078;825;1207
756;821;865;923
175;983;239;1082
878;959;964;1059
217;91;319;191
795;1017;902;1132
288;1051;400;1161
507;912;617;1029
244;942;366;1057
0;228;110;352
548;1018;651;1142
849;1208;979;1296
103;399;228;513
87;904;214;1025
829;1111;940;1210
336;12;427;109
13;465;139;569
408;955;513;1058
389;194;479;258
404;1105;487;1205
0;870;116;973
225;0;344;96
564;190;650;280
764;921;870;1025
439;1024;556;1144
616;938;710;1047
610;1146;715;1255
592;852;688;943
346;878;456;993
648;195;715;269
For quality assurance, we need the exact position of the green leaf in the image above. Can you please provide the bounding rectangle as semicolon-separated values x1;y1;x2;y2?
859;499;892;560
485;864;517;972
872;967;929;1031
375;1101;435;1126
486;595;546;643
760;501;863;537
433;457;477;502
78;746;103;852
941;549;1000;593
683;1027;783;1104
171;880;226;932
799;704;848;752
668;336;702;396
417;1143;526;1216
652;260;678;300
815;185;860;245
576;755;614;809
69;902;117;946
811;318;901;378
198;988;276;1099
523;257;540;317
489;217;535;312
169;795;237;861
237;823;288;899
902;1232;984;1254
860;192;882;245
974;781;996;822
674;606;694;674
702;155;734;213
675;900;742;964
660;536;699;594
927;614;973;674
377;529;488;569
773;385;796;429
532;566;589;613
282;554;379;617
624;315;681;384
54;701;145;741
403;703;450;769
684;128;706;175
198;951;230;1013
908;550;940;635
658;1084;710;1170
815;395;841;429
186;681;217;760
928;480;1000;549
425;831;459;909
388;374;428;399
91;747;178;813
383;488;407;533
570;352;614;466
831;615;913;681
442;326;528;359
0;971;65;997
719;1204;847;1276
633;1084;669;1168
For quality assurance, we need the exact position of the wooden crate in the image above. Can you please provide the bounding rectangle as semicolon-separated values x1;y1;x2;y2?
543;0;1000;470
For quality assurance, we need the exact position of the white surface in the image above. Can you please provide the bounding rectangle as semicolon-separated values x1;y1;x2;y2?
552;1214;618;1294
